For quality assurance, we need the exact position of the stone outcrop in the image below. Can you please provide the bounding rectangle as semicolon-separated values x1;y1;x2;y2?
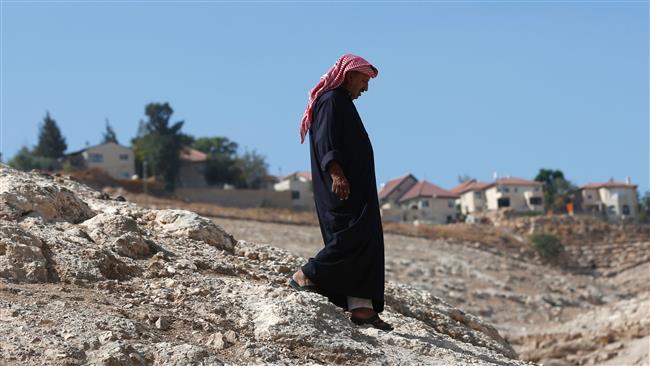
0;165;528;366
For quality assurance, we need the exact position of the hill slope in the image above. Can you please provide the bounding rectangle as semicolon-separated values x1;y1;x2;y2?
0;165;529;366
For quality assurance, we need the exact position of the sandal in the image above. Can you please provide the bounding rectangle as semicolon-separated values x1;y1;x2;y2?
350;313;393;331
288;278;322;294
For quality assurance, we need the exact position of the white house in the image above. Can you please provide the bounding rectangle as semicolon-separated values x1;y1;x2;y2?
397;180;460;225
67;142;134;180
450;179;492;215
577;178;638;220
483;177;544;213
274;171;313;210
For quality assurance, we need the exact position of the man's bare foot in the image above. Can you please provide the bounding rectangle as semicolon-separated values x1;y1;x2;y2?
291;269;314;287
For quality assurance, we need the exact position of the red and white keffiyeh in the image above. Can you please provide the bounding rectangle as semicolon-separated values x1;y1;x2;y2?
299;54;378;143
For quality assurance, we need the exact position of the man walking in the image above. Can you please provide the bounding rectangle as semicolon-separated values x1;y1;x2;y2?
290;54;392;331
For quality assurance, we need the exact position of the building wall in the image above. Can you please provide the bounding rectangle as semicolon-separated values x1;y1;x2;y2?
380;205;404;222
579;188;602;211
177;161;208;188
83;142;134;179
274;177;314;210
400;197;457;224
485;185;544;212
459;190;486;214
599;187;638;218
175;187;293;209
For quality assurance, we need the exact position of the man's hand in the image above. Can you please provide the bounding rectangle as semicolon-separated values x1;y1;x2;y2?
328;161;350;200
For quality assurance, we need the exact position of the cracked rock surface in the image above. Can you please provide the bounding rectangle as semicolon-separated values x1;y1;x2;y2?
0;165;530;365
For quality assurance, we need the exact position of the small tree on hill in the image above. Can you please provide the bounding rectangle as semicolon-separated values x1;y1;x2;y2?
235;149;269;189
34;112;67;158
132;102;187;192
457;174;474;183
535;168;576;213
192;137;242;186
102;119;119;144
530;233;565;262
8;146;55;171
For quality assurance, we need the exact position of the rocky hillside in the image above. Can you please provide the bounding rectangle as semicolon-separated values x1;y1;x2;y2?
210;216;649;366
0;165;531;366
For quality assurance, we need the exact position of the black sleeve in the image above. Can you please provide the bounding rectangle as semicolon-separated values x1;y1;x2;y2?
312;96;345;172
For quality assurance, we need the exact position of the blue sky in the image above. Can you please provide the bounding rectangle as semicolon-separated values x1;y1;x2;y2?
2;2;648;194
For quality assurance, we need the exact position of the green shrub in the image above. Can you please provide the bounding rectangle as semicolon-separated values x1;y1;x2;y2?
530;233;564;260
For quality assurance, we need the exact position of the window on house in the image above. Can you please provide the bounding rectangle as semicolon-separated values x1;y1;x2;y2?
448;201;454;208
608;205;616;214
622;205;630;215
498;198;510;208
474;192;482;198
529;197;542;205
291;191;300;200
88;153;103;163
503;187;510;193
587;194;592;200
514;187;518;192
119;154;129;161
420;200;429;208
534;187;540;192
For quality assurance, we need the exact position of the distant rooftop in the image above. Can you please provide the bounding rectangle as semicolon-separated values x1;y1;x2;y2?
378;173;417;200
179;147;208;162
399;180;459;202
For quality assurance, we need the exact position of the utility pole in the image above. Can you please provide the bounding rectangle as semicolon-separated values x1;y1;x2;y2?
143;160;148;195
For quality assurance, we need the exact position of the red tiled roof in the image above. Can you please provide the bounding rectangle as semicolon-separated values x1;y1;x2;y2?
179;147;208;162
581;181;637;189
485;177;543;188
450;179;492;195
398;180;459;202
378;174;416;200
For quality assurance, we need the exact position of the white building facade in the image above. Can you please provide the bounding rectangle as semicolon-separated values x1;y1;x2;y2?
80;142;134;179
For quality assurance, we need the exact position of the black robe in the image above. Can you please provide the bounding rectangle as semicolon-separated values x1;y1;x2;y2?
301;86;385;313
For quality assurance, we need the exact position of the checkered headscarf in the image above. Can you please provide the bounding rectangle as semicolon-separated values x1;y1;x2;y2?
299;54;378;143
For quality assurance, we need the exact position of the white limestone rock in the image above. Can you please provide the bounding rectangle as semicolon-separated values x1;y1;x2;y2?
151;209;235;252
0;167;95;223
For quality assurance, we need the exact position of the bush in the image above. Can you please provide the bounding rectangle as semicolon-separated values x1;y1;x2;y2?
530;233;564;260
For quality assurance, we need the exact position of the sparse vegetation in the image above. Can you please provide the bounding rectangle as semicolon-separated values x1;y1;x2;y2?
530;233;564;260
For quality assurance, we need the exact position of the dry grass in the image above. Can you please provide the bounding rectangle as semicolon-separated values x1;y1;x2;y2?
120;192;319;226
120;192;528;254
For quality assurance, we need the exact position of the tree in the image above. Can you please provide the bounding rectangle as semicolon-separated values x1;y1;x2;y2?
235;149;269;189
192;137;241;186
457;174;474;183
8;146;56;171
638;191;650;223
102;119;119;144
534;168;576;213
34;112;67;158
192;137;238;157
131;103;186;192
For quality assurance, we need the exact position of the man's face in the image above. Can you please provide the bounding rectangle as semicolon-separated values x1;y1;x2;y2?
344;71;371;100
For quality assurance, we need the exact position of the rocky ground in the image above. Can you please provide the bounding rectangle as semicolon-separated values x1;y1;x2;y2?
0;165;535;366
212;215;649;366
